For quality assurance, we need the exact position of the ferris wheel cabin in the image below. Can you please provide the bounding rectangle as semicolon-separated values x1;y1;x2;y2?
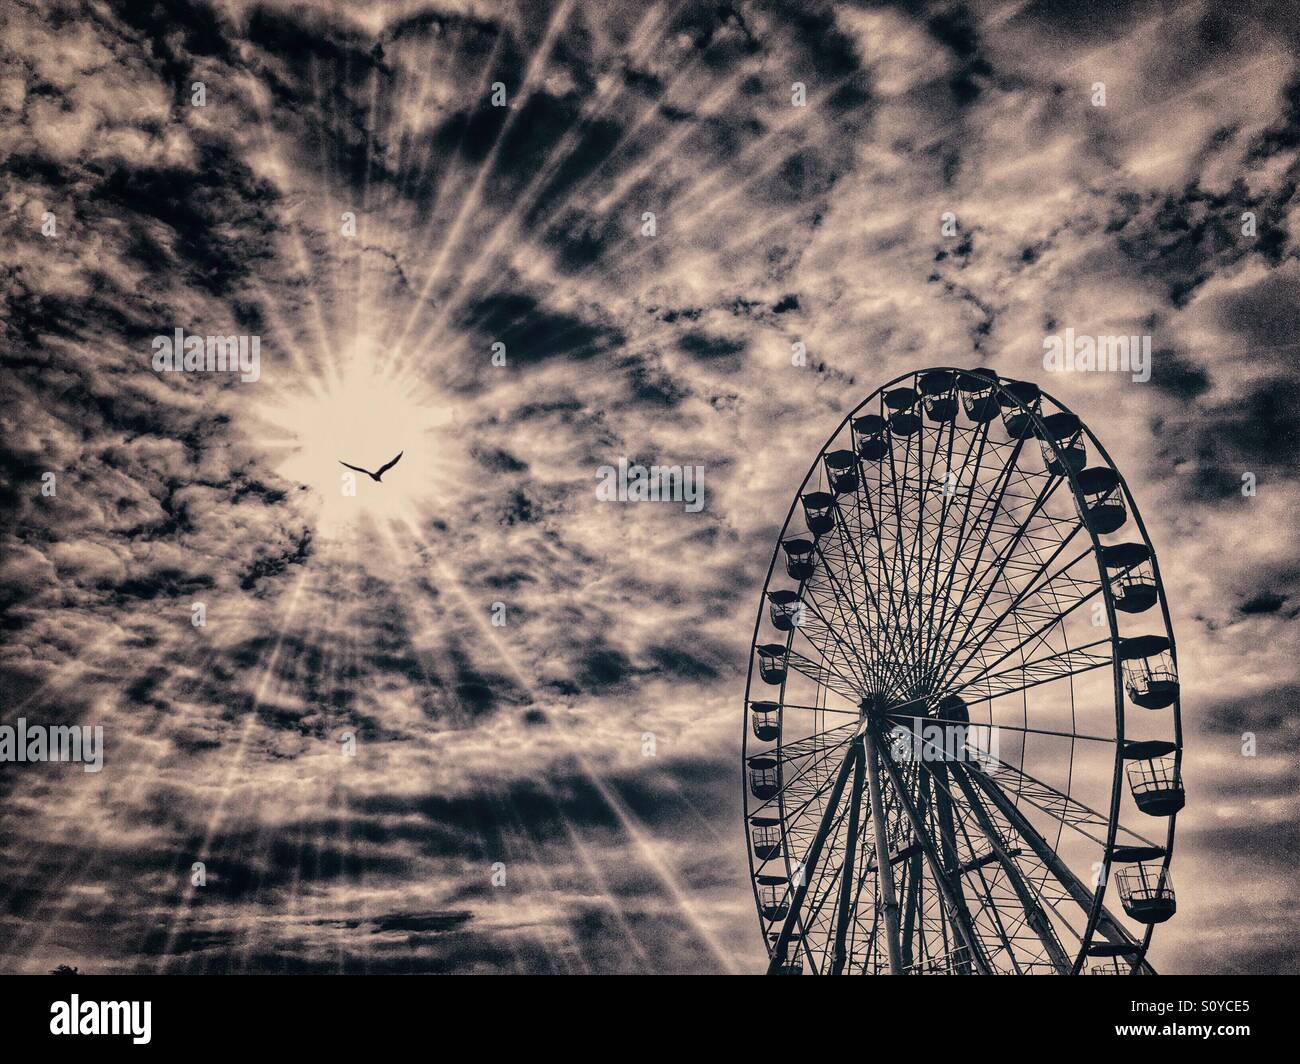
755;643;789;685
748;756;779;801
782;537;815;580
750;816;783;860
999;380;1042;439
1118;634;1180;709
1075;465;1128;534
768;933;803;974
766;589;802;631
1114;863;1177;924
756;874;790;921
853;414;889;460
1124;740;1185;816
801;491;836;536
824;449;860;495
749;700;781;742
1036;411;1087;475
884;387;920;436
1102;542;1159;613
957;367;1000;421
918;369;958;422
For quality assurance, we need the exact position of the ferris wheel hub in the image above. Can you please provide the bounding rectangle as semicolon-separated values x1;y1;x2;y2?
857;693;890;720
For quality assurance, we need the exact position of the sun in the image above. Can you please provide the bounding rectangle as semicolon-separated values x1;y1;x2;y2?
252;365;453;534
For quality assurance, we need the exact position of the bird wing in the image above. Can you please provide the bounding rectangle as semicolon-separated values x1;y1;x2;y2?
338;460;371;475
376;450;404;476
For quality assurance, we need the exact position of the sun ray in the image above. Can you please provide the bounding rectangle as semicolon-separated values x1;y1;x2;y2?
383;517;740;973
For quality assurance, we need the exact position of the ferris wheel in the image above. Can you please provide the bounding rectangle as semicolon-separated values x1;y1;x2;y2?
742;368;1183;975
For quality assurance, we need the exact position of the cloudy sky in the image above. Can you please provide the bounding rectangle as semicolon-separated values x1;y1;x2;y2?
1;0;1297;974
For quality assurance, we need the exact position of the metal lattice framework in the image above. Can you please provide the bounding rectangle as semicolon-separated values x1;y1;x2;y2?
742;368;1183;975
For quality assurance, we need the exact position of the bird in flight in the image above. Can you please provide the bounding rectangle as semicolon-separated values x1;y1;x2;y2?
338;451;403;482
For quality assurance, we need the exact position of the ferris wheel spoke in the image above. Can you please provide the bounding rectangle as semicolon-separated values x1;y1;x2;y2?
897;430;950;693
926;467;1072;688
928;762;965;967
808;528;888;677
793;801;856;974
934;540;1098;694
962;766;1152;968
804;795;867;974
906;720;1137;971
748;726;858;819
874;440;939;692
912;423;998;695
790;620;877;700
891;480;939;697
951;781;1077;972
777;720;859;761
776;701;858;715
832;509;915;691
944;621;1083;707
895;750;1022;973
903;766;947;969
821;466;913;693
932;522;1095;697
797;589;869;660
926;479;1056;683
782;646;867;703
857;459;913;672
903;423;976;696
959;536;1095;645
893;426;944;695
881;433;925;681
945;638;1114;703
884;711;1114;746
908;419;972;693
851;482;914;694
806;540;892;692
941;762;1073;972
975;752;1160;849
920;437;1033;688
902;718;1155;850
937;583;1105;703
945;787;1028;973
907;751;1026;972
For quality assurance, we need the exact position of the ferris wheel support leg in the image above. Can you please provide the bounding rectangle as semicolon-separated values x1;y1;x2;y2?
830;746;866;975
964;766;1154;975
862;727;906;975
946;763;1074;974
930;762;976;974
900;782;927;968
766;743;861;975
873;725;993;975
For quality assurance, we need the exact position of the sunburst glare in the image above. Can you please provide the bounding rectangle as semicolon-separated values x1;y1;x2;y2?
253;358;454;533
